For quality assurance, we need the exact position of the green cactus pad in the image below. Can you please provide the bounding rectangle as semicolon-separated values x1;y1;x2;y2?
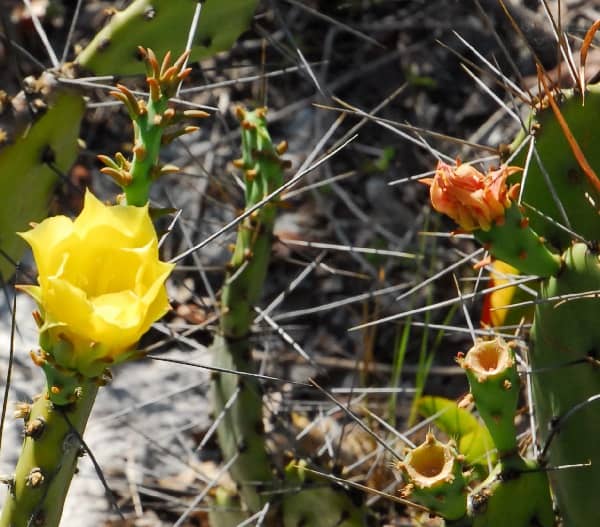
0;92;84;281
510;86;600;251
77;0;259;76
530;243;600;527
469;456;554;527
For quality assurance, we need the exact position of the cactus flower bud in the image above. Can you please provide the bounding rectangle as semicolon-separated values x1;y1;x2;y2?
18;190;173;378
422;161;521;232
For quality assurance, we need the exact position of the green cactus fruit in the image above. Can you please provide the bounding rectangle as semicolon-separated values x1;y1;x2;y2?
77;0;259;76
529;243;600;527
0;381;98;527
398;432;468;522
0;92;84;281
473;204;560;277
458;338;520;456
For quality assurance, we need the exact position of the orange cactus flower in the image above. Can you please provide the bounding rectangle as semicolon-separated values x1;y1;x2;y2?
422;161;521;232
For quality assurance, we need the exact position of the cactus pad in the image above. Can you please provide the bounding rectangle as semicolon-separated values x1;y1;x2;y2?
77;0;259;75
0;92;84;281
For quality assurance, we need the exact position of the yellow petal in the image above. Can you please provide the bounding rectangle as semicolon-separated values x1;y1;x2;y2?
91;290;147;348
140;262;174;327
60;244;147;298
17;284;42;304
18;215;75;282
44;276;96;339
22;190;174;368
75;190;155;245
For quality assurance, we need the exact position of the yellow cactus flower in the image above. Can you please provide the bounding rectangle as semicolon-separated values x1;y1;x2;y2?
19;191;173;368
421;161;521;232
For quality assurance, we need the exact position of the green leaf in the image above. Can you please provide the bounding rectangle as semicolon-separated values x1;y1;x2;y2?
77;0;259;75
417;396;496;467
0;92;84;281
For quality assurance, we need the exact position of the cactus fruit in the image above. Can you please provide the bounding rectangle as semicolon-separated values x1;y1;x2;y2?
402;339;554;527
397;433;468;522
77;0;259;76
417;396;495;470
0;91;84;281
458;338;519;456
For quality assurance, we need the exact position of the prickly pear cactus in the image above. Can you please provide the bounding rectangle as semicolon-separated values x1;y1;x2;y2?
423;84;600;527
507;88;600;527
77;0;259;75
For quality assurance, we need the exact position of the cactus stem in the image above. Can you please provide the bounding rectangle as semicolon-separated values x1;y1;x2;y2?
0;382;98;527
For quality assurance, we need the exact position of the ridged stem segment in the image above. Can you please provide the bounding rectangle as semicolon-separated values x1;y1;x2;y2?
98;48;206;206
0;381;98;527
211;109;364;526
211;107;284;515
